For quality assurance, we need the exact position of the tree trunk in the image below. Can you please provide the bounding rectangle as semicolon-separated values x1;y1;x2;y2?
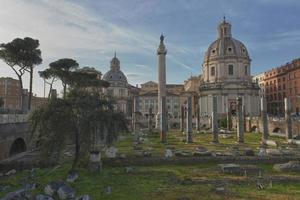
17;75;23;110
72;127;80;170
28;67;33;110
63;83;67;99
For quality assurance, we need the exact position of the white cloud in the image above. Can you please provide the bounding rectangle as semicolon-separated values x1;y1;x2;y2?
0;0;197;96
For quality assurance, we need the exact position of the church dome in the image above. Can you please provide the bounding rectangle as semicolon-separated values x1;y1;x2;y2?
202;18;252;83
103;53;128;86
204;19;250;62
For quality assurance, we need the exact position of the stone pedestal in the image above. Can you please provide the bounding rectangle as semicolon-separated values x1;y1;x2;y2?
186;96;193;143
285;97;293;140
88;151;102;172
261;97;269;142
212;96;219;143
236;97;244;143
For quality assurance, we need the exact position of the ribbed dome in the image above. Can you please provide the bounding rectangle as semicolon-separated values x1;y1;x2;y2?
204;20;250;62
103;53;128;86
103;69;127;84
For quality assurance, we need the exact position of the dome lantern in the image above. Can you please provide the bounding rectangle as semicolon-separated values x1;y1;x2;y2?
110;52;120;71
218;18;232;38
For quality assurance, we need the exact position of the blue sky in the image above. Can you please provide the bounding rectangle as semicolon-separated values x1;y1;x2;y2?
1;0;300;96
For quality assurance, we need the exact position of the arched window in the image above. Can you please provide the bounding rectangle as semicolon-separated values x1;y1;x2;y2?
210;67;215;76
245;65;248;75
228;65;233;75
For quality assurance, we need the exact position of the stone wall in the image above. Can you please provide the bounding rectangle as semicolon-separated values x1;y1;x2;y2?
0;114;28;124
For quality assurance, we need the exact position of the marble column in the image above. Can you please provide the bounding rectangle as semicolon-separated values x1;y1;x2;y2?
160;97;167;142
261;97;269;142
236;97;244;143
157;34;167;143
227;106;232;131
133;96;139;134
148;107;153;133
285;97;293;140
212;96;219;143
180;105;185;133
186;96;193;143
196;103;200;132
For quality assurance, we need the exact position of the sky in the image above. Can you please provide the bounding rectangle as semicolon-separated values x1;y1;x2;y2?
1;0;300;97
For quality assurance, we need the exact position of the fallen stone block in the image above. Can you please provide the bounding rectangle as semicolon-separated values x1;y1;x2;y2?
219;164;242;175
273;161;300;172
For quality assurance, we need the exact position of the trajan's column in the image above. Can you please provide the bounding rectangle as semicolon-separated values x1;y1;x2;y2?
157;34;167;143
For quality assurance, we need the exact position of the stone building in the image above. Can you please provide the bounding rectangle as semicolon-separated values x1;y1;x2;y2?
137;81;183;128
184;75;202;93
0;77;49;112
253;72;265;97
263;58;300;115
0;77;21;110
103;53;139;117
199;19;260;117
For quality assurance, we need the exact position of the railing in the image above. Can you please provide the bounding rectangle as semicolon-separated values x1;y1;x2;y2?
0;114;28;124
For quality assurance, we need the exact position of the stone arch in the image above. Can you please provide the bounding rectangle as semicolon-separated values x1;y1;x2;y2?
272;127;282;133
9;137;27;156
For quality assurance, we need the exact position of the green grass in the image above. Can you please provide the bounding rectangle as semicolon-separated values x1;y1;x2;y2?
1;131;300;199
1;163;300;199
115;130;288;157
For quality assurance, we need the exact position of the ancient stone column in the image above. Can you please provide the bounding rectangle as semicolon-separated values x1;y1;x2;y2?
160;97;167;143
285;97;293;140
148;107;153;133
236;97;244;143
186;96;193;143
195;104;200;133
261;97;269;142
157;34;167;143
180;105;185;133
243;105;247;131
227;106;232;131
133;96;140;134
212;96;219;143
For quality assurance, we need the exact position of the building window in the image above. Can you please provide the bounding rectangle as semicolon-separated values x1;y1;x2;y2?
244;65;248;75
228;65;233;75
210;67;215;76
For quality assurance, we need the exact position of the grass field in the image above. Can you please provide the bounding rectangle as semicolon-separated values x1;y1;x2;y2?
1;131;300;200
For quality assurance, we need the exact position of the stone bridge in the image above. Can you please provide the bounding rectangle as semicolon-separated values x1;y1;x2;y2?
0;123;31;160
